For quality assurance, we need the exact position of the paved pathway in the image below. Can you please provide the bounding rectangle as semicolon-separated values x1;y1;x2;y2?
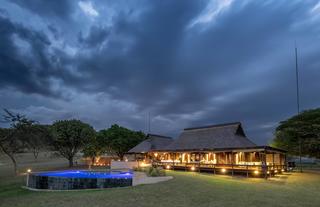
133;171;173;186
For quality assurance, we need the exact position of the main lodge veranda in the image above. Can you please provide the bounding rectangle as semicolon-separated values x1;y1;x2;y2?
128;122;287;178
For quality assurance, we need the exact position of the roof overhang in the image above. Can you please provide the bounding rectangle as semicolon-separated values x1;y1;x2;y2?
150;146;286;153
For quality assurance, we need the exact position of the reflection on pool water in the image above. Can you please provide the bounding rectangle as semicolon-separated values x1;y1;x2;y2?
27;170;133;190
36;170;133;179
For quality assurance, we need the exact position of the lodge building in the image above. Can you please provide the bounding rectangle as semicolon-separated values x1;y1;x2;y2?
128;122;287;177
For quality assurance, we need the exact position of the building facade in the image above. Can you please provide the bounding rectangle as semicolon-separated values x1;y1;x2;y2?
128;122;286;177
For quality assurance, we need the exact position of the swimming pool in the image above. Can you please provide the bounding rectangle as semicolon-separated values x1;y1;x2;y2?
26;170;133;190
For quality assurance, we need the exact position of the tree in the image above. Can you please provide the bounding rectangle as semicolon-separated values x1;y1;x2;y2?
0;109;35;175
272;108;320;158
23;125;51;160
50;120;96;167
82;133;105;167
98;124;146;160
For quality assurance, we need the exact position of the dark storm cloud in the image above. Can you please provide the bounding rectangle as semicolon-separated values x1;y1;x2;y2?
0;14;53;95
71;1;207;106
78;25;110;48
10;0;73;19
0;13;76;98
0;0;320;144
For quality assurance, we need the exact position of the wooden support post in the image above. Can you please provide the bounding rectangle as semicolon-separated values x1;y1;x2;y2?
246;165;249;178
173;153;176;170
198;152;201;173
272;152;275;169
279;153;282;171
284;153;287;171
264;150;267;179
231;152;234;177
213;164;216;175
232;164;234;176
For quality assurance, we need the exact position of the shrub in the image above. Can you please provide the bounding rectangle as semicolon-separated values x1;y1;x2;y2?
157;167;166;176
145;167;166;177
133;166;148;172
133;166;166;177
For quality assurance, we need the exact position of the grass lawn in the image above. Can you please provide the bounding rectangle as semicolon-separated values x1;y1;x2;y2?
1;153;320;207
1;171;320;207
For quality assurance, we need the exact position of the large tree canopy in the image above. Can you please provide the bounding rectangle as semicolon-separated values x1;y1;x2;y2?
82;133;105;166
22;124;51;160
0;109;36;174
98;124;146;160
50;120;96;167
272;108;320;158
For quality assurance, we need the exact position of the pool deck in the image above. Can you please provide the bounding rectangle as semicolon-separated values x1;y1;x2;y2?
133;172;173;186
22;171;173;191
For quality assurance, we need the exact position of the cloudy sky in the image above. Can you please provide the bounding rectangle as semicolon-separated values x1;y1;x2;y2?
0;0;319;144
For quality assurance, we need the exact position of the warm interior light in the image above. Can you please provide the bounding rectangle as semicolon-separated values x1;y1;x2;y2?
281;169;285;172
154;153;158;157
125;158;128;162
191;166;196;171
27;169;32;173
274;170;278;173
166;165;171;170
267;171;270;174
254;170;259;175
221;168;226;173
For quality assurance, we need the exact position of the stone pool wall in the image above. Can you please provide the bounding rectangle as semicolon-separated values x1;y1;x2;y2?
27;174;132;190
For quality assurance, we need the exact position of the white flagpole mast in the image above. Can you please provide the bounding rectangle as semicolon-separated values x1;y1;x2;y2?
295;42;302;173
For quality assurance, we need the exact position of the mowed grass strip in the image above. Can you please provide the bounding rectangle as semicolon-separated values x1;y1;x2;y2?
1;170;320;207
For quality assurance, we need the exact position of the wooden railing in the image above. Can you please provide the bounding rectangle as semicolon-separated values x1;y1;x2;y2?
153;161;287;177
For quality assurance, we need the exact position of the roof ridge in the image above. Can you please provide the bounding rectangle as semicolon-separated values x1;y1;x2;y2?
147;133;172;139
184;122;241;131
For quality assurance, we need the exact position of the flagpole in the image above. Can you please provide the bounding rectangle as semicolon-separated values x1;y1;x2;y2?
148;112;151;133
295;43;302;173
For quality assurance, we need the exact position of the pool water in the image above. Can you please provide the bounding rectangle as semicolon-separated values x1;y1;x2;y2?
36;170;133;179
27;170;133;190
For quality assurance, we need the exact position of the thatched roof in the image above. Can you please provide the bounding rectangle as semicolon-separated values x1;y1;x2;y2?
128;134;173;153
162;122;256;151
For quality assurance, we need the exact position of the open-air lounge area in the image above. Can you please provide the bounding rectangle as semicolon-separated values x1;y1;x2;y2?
128;122;287;177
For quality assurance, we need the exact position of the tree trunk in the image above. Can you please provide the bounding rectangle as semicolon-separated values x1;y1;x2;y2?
33;148;39;160
8;155;18;175
0;144;18;175
68;157;74;167
118;153;124;161
89;156;95;170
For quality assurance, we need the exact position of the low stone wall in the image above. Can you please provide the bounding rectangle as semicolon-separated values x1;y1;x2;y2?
111;161;152;169
27;174;132;190
111;161;139;169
